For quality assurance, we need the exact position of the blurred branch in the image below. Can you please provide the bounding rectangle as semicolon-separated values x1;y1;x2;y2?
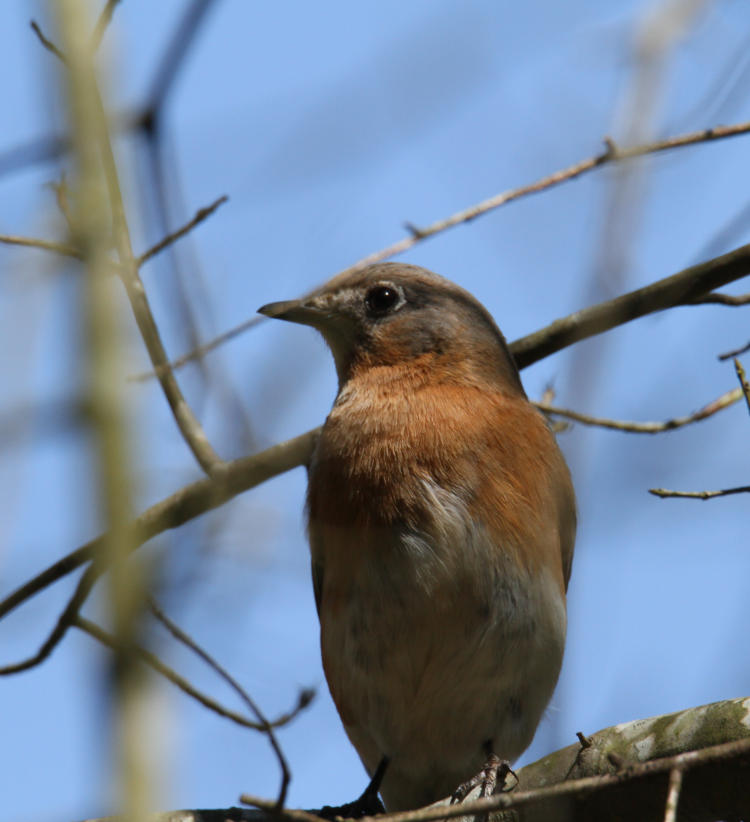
30;19;66;63
137;194;228;267
22;2;225;476
0;232;80;258
54;2;151;816
1;1;219;180
91;0;122;50
142;0;219;120
535;384;742;434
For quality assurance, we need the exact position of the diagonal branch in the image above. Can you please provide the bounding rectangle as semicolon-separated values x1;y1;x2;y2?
512;242;750;368
149;598;293;807
74;615;310;733
90;0;122;51
136;195;228;267
535;385;742;434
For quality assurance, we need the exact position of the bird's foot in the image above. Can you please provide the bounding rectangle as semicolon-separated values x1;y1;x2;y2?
316;758;388;819
450;754;517;804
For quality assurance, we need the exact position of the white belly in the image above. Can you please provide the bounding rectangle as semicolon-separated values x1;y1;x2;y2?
317;495;567;810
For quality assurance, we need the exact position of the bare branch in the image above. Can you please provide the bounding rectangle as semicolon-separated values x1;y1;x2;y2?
144;0;219;116
136;195;228;267
0;565;99;675
649;485;750;500
535;385;743;434
688;290;750;306
149;598;292;806
733;358;750;416
513;242;750;368
90;0;122;50
0;233;80;258
719;339;750;360
130;316;264;382
29;20;66;63
73;616;303;733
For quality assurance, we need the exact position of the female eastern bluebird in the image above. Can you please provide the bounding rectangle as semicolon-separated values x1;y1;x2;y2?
259;262;576;812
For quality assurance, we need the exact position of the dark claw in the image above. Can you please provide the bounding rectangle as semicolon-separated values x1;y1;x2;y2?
315;757;388;819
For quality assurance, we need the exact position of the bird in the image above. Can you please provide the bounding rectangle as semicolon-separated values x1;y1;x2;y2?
258;262;576;813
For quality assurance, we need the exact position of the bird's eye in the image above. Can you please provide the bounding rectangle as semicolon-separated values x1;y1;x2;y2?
365;284;400;315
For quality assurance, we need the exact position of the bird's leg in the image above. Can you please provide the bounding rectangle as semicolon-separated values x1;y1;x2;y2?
316;757;388;819
450;742;517;804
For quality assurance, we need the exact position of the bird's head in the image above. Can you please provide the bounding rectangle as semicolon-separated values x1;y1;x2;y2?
258;262;524;395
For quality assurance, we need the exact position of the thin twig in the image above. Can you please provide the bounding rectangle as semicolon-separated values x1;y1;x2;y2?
0;564;100;675
30;20;67;63
718;339;750;360
733;358;750;416
649;485;750;500
0;233;80;258
149;597;293;807
73;616;299;732
136;195;228;267
535;385;742;434
688;291;750;306
663;768;683;822
130;315;264;381
90;0;122;50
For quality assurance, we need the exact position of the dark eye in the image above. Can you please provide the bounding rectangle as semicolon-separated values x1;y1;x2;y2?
365;284;400;315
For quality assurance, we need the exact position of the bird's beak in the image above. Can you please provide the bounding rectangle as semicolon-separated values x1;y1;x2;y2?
257;298;325;327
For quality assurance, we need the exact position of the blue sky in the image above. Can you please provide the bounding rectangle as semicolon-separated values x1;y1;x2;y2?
1;2;750;820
